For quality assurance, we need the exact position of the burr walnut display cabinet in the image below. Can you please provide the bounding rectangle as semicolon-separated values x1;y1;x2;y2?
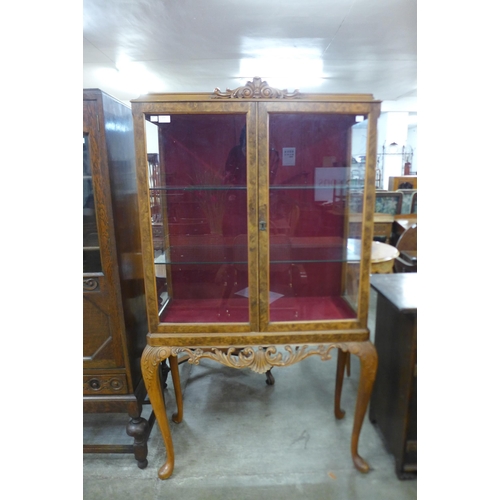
131;78;381;479
83;89;150;468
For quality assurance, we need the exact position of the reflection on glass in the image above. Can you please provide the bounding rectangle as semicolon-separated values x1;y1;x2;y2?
83;133;102;273
147;114;250;323
267;113;367;322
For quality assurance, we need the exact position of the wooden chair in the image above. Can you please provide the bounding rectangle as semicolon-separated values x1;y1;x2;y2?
348;191;364;213
270;197;300;236
397;189;417;214
410;192;417;214
394;223;417;273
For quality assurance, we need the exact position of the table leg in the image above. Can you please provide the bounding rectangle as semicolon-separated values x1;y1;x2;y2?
346;340;378;473
169;355;183;423
141;345;176;479
334;349;347;419
126;416;149;469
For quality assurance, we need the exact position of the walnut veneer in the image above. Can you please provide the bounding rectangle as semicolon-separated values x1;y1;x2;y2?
130;78;381;479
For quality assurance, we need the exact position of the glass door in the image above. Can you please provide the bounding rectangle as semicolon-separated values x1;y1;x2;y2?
83;132;102;273
142;103;259;331
257;102;375;329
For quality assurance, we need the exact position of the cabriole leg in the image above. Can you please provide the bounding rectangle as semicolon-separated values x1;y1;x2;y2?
141;345;175;479
168;355;183;423
334;348;347;419
346;340;378;473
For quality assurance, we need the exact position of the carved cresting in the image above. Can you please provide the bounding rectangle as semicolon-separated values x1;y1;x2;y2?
213;76;300;99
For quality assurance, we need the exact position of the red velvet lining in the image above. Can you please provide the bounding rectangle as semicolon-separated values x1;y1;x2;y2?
159;295;356;324
269;296;356;322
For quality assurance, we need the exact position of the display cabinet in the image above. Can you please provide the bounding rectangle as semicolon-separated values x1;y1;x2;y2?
83;89;150;467
131;78;380;479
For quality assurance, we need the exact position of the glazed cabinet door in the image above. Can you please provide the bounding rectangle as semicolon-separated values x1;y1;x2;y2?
83;99;125;368
256;102;376;331
138;102;259;334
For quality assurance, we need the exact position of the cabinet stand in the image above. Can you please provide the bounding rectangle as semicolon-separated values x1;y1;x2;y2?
142;341;377;479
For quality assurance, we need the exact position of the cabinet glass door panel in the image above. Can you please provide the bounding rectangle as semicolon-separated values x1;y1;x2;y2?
145;113;252;324
265;112;368;323
83;133;102;273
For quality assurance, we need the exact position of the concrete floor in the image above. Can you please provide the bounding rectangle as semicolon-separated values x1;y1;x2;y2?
83;290;417;499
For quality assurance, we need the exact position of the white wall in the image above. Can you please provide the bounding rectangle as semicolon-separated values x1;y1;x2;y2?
406;124;417;174
351;122;368;159
376;111;417;189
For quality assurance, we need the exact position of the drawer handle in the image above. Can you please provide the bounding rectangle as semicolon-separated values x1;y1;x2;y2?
88;378;101;390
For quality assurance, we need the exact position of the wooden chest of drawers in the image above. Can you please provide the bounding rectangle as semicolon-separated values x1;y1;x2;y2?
369;273;417;479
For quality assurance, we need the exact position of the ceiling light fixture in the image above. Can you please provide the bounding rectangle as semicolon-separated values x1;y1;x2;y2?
239;38;325;89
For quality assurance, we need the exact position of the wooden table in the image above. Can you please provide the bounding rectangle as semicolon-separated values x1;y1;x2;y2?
349;213;395;243
369;273;417;479
371;241;400;273
347;239;400;274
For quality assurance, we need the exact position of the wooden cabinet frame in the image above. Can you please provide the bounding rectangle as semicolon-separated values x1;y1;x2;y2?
131;78;381;479
83;89;149;467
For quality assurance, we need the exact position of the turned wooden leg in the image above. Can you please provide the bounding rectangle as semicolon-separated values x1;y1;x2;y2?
265;369;275;385
346;340;378;473
141;345;175;480
334;349;347;419
126;416;149;469
168;355;184;423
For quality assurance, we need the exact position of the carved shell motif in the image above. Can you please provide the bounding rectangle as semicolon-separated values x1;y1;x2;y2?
142;342;376;382
171;345;339;374
213;77;300;99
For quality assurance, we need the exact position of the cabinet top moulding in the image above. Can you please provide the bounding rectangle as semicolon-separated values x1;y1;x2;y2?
132;92;379;103
131;77;380;104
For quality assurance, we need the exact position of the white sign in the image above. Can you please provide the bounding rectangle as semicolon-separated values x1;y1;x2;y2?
282;147;296;166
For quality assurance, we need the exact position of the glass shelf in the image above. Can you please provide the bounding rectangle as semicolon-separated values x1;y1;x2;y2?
150;185;246;191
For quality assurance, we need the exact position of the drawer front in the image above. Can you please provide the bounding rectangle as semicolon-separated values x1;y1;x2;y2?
83;374;129;395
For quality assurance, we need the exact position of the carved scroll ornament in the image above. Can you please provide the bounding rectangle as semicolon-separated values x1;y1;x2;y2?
214;77;300;99
142;343;377;384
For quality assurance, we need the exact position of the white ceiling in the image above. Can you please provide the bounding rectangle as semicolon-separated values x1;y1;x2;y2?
83;0;417;110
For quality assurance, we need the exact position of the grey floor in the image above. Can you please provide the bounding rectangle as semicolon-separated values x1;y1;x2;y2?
83;290;417;499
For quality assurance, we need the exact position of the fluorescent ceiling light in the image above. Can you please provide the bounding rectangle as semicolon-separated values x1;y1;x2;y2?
95;58;164;96
239;38;325;88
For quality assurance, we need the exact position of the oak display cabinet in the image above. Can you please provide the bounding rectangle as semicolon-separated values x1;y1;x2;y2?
83;89;150;467
131;78;381;479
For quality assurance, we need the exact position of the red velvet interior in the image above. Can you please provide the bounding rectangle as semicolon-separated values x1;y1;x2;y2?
160;295;355;324
154;112;359;325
